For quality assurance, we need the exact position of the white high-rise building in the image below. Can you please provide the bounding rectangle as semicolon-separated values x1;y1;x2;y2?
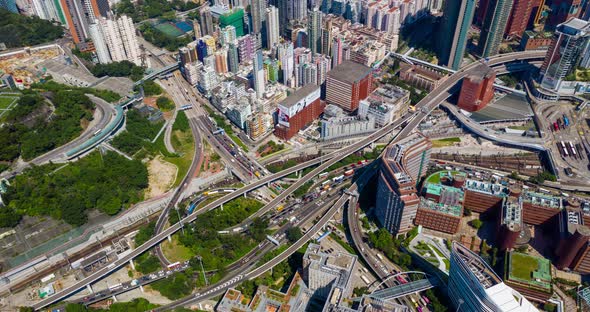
89;23;111;64
253;50;265;98
265;6;280;49
93;15;142;65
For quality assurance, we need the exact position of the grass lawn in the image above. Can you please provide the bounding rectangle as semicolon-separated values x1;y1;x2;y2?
431;137;461;148
228;132;249;152
161;234;195;262
164;129;195;187
510;253;538;281
426;170;460;184
0;96;17;109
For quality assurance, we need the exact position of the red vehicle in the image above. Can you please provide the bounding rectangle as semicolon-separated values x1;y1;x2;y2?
344;169;354;177
553;122;559;131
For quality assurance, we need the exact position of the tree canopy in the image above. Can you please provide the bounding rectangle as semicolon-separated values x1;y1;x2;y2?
0;9;63;48
4;151;148;226
90;60;145;81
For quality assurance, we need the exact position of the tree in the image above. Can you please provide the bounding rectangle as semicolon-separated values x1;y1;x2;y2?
19;307;34;312
140;80;163;96
156;96;175;111
0;9;64;48
151;271;194;299
90;60;145;81
286;227;303;243
470;219;483;230
135;222;156;245
463;208;472;217
64;303;88;312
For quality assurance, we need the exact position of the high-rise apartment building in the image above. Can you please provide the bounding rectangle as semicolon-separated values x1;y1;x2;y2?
302;243;356;302
505;0;535;38
265;6;279;49
438;0;477;70
478;0;513;57
541;18;590;91
90;15;142;65
227;42;240;73
448;243;538;312
220;25;237;46
375;133;431;235
31;0;64;23
252;50;265;98
308;7;323;55
457;63;496;112
251;0;266;34
219;7;245;37
325;61;373;112
199;4;214;36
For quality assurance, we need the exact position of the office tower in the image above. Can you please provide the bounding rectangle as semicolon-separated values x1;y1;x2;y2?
331;0;344;15
449;243;539;312
344;0;360;23
429;0;443;13
266;6;280;49
0;0;18;12
375;133;431;235
253;50;265;98
219;7;245;37
88;22;111;63
199;4;214;36
437;0;477;70
458;63;496;112
196;39;208;62
505;0;535;38
278;0;288;36
547;0;582;29
475;0;490;26
478;0;513;57
541;18;590;91
251;0;266;34
308;7;322;55
320;0;330;14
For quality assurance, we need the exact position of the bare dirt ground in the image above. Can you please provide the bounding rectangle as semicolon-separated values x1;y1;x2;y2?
146;156;177;198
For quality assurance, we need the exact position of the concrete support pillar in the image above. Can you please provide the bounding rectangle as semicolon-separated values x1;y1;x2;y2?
167;235;172;242
86;284;93;293
220;203;224;211
244;192;246;198
129;259;135;270
112;295;118;302
139;285;145;293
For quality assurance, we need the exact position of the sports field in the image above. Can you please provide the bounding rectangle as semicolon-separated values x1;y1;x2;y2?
0;95;17;109
154;22;184;37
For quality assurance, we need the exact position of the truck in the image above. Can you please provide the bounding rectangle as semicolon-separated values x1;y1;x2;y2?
332;175;344;184
376;253;384;261
344;169;354;177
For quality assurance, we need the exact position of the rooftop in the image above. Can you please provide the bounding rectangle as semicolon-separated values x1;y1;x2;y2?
465;179;506;197
453;242;501;289
419;197;462;217
280;84;320;108
502;196;523;228
522;191;562;209
506;252;552;292
327;60;373;84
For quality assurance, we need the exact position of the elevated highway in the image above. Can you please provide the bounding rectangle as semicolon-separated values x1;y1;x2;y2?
30;50;546;311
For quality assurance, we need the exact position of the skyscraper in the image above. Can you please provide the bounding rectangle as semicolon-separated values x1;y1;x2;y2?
546;0;582;29
199;4;214;36
219;7;245;37
0;0;19;12
375;133;431;235
31;0;62;23
505;0;535;39
541;18;590;91
308;7;322;55
251;0;266;34
288;0;306;21
438;0;477;70
253;50;265;98
478;0;513;57
227;42;240;73
221;25;237;46
91;15;142;65
449;243;539;312
265;6;280;49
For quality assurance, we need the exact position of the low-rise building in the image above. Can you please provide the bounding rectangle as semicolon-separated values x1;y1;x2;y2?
521;191;562;225
320;116;375;141
415;184;463;234
399;63;448;92
274;84;324;140
359;85;409;127
504;252;553;303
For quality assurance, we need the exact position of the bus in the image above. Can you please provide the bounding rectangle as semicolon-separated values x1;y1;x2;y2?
376;253;384;261
318;172;328;179
332;175;344;184
360;275;371;285
93;129;102;136
180;104;193;110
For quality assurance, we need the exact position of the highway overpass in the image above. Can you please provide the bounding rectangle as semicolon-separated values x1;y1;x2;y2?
30;50;546;311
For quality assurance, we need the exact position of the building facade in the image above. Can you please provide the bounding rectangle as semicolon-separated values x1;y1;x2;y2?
325;61;373;112
275;84;324;140
457;63;496;112
438;0;477;70
478;0;513;57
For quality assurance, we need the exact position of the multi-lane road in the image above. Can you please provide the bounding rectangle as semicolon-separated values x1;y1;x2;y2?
30;51;546;311
0;94;114;179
